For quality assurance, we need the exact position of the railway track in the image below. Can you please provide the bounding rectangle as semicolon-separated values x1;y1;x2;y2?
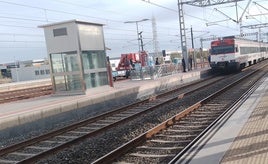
92;64;268;163
0;78;128;104
0;85;52;104
0;74;224;163
0;62;266;163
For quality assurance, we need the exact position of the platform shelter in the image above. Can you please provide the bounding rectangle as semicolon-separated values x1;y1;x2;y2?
39;20;110;95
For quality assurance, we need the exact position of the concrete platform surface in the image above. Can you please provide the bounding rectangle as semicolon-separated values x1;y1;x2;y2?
0;68;210;132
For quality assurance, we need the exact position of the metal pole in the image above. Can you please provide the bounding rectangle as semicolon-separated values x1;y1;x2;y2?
178;0;188;72
139;32;144;51
200;39;204;68
124;19;149;53
14;57;19;82
190;26;196;69
135;22;141;52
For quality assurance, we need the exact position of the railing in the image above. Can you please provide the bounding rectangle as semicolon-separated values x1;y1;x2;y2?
130;64;182;80
130;62;210;80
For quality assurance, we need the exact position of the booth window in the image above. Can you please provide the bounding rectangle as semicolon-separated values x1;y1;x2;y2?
53;27;67;37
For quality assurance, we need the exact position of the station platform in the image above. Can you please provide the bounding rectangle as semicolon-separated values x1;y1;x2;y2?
0;68;210;137
178;74;268;164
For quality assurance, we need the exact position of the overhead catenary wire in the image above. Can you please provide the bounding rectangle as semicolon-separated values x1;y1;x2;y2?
0;0;235;38
0;0;266;63
0;0;181;44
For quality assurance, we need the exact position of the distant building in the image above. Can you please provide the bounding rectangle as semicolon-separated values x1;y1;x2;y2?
9;59;50;82
0;64;6;78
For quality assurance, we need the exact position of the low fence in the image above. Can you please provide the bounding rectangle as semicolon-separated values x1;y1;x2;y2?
130;64;182;80
130;62;210;80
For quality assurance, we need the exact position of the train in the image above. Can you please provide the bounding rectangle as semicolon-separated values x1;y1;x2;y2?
209;36;268;72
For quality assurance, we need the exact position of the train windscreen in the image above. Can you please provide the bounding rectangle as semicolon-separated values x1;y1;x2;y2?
211;39;235;55
211;45;235;55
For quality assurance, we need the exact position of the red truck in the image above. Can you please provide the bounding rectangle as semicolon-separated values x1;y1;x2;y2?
113;52;148;80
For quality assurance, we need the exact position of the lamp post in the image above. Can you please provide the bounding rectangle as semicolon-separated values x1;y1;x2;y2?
124;19;149;52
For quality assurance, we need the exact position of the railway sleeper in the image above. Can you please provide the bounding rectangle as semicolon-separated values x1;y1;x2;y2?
153;135;195;141
9;152;35;157
113;113;133;117
88;122;109;127
149;139;192;144
145;140;188;147
27;146;51;151
116;155;172;164
181;117;216;121
105;116;125;120
178;121;211;126
136;145;184;150
120;111;139;115
96;119;117;124
191;109;223;114
78;126;101;131
204;103;226;107
163;129;202;135
129;108;148;112
0;159;20;163
197;107;225;111
65;131;87;136
68;130;90;135
189;112;221;117
155;133;195;138
1;154;26;161
129;152;175;158
129;149;178;157
171;124;206;129
55;135;78;140
41;140;65;144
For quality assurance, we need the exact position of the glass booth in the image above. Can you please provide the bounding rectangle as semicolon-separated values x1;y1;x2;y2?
39;20;109;95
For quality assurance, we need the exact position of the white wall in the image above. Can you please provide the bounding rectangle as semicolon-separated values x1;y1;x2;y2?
78;24;105;51
43;22;79;54
43;21;105;54
11;65;50;82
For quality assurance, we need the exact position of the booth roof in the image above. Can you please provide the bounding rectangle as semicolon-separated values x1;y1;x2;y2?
38;19;104;28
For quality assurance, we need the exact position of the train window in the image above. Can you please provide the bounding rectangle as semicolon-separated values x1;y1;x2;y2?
211;45;235;55
45;69;50;74
35;70;40;75
40;70;45;75
240;46;262;55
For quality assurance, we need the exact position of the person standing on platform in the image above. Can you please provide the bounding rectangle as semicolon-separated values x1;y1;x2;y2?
124;56;131;78
130;58;135;70
182;57;186;72
124;56;130;68
155;57;160;65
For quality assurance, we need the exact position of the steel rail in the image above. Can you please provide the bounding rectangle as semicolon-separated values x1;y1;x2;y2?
0;75;220;163
91;64;266;164
169;73;266;164
0;85;52;103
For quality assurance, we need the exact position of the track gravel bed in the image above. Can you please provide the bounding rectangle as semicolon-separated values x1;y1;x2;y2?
37;64;267;163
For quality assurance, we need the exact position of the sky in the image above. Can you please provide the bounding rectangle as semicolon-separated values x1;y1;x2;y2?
0;0;267;63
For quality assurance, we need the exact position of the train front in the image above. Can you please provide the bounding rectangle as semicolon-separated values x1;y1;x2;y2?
210;37;239;72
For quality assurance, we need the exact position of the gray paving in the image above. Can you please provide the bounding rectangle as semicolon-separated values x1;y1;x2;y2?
0;69;209;131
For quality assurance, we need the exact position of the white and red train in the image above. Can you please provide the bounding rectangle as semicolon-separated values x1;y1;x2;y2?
209;36;268;72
